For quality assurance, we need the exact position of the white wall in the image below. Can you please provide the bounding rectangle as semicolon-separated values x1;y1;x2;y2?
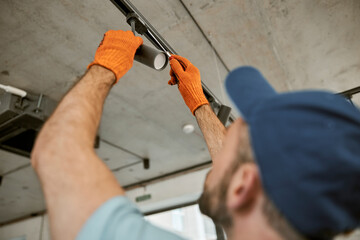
126;168;210;213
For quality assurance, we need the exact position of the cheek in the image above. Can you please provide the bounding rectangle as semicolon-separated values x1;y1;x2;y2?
202;179;217;204
203;180;222;207
199;184;215;215
211;156;233;182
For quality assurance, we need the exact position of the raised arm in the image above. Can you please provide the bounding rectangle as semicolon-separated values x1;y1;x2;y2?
31;30;143;240
194;104;226;158
168;55;226;160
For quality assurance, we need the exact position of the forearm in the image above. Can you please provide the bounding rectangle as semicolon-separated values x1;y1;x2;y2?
33;65;115;154
194;104;226;160
168;55;226;160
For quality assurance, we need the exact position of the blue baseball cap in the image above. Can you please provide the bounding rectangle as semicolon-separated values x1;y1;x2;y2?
225;66;360;240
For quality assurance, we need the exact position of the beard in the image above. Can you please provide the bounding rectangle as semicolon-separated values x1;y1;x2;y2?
198;174;233;228
198;153;245;229
199;134;254;230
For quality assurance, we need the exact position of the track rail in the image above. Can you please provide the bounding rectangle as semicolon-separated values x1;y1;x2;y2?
110;0;234;125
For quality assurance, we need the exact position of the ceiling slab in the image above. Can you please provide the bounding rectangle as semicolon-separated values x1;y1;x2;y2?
181;0;360;93
0;150;29;176
0;0;223;189
96;140;143;171
0;167;45;223
1;0;359;225
1;0;229;223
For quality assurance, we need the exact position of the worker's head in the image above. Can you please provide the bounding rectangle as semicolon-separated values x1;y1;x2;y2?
198;67;360;240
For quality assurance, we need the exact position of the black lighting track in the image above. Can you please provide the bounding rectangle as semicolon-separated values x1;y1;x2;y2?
110;0;176;53
110;0;234;125
338;86;360;106
338;86;360;99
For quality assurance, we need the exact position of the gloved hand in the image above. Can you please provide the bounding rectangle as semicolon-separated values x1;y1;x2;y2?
88;30;143;83
168;55;209;115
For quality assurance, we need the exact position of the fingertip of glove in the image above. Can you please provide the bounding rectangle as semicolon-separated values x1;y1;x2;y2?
137;36;143;44
168;79;177;85
87;61;98;70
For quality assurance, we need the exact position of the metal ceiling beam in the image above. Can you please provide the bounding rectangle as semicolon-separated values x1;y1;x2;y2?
110;0;234;125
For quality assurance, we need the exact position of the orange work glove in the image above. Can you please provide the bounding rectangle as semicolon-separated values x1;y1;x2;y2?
88;30;143;83
168;55;209;115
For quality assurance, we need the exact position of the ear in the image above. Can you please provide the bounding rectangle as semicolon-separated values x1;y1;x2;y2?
226;163;261;212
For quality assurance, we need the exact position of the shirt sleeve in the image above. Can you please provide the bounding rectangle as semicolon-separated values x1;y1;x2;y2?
76;196;187;240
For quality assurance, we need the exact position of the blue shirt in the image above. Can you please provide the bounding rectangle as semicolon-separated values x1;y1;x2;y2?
76;196;186;240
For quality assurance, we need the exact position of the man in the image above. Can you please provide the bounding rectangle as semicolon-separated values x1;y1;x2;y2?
31;30;360;240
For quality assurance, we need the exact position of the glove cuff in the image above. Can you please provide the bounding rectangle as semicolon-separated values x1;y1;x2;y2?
87;56;131;83
191;99;209;115
180;85;209;115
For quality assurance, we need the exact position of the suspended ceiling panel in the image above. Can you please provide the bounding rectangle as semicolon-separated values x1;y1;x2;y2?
1;0;359;224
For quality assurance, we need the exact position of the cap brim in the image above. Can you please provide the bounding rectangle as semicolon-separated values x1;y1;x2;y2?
225;66;277;119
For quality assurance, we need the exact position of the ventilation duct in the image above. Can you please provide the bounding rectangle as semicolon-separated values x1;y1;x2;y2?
0;91;57;157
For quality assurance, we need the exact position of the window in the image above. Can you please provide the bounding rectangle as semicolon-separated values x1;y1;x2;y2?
145;204;217;240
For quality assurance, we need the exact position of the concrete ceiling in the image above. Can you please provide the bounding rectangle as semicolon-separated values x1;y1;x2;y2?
0;0;359;224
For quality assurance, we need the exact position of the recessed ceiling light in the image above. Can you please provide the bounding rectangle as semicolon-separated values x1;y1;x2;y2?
182;124;195;134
